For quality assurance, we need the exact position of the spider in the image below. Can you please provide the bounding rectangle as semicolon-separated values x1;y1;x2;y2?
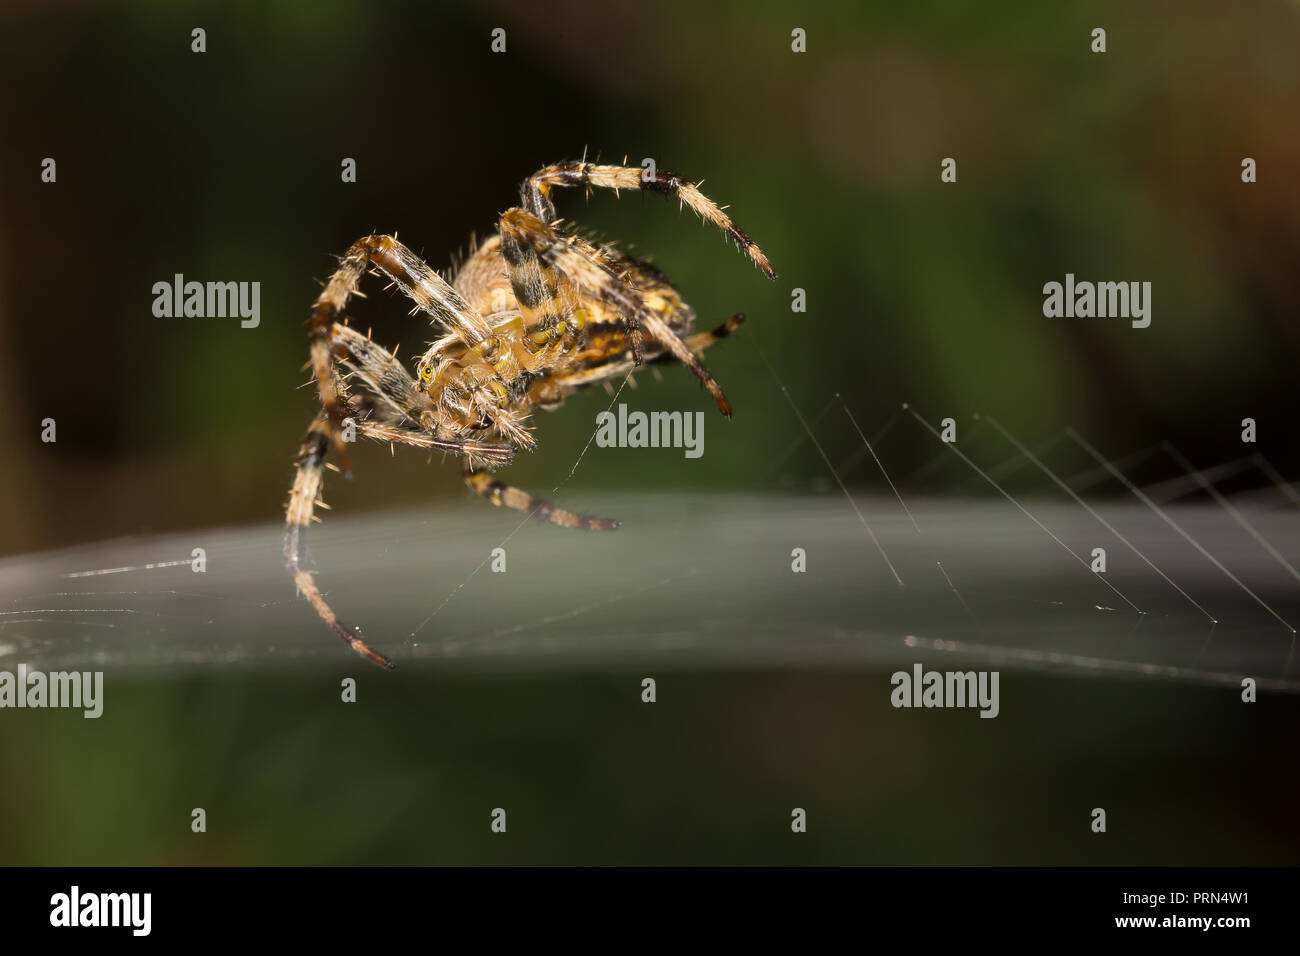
284;158;776;668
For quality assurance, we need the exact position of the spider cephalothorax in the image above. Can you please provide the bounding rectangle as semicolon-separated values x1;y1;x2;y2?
285;159;775;667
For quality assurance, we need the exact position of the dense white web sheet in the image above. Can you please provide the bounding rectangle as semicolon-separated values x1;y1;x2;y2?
1;491;1297;691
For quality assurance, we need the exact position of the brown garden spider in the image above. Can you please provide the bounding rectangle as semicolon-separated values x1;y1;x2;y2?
285;158;775;668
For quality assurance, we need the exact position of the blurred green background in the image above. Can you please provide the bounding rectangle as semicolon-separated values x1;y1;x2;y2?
1;1;1298;867
3;667;1298;865
2;0;1298;554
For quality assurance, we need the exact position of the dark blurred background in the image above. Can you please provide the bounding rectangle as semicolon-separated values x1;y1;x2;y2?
2;0;1297;555
1;1;1298;868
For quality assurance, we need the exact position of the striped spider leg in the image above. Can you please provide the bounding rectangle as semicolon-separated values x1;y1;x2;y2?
305;234;497;475
498;209;738;416
519;160;776;280
286;324;513;669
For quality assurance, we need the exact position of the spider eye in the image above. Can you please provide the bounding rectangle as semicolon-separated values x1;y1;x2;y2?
419;366;433;382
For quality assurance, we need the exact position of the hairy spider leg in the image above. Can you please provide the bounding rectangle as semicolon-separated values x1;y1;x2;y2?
288;317;516;667
285;414;514;668
328;323;431;425
678;312;747;351
356;421;513;465
520;160;777;280
463;463;619;531
553;314;747;391
284;416;396;669
307;235;495;471
499;209;735;416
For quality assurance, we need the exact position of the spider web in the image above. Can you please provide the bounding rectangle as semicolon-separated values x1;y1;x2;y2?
3;335;1298;687
2;478;1298;691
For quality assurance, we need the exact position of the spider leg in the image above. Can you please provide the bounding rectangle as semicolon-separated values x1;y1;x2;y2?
679;312;746;352
284;415;395;669
500;209;736;416
463;463;619;530
358;420;513;467
550;314;747;392
328;323;516;466
285;411;511;671
329;323;430;423
308;234;495;470
520;160;776;279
